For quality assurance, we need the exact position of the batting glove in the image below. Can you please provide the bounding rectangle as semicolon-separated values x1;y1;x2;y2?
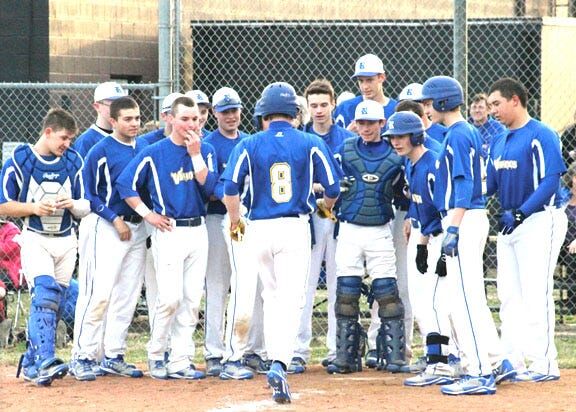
316;198;337;222
442;226;459;257
435;253;447;277
230;218;246;242
415;244;428;274
340;177;355;193
499;209;526;235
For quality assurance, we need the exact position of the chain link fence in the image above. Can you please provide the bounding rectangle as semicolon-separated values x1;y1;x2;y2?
173;1;576;355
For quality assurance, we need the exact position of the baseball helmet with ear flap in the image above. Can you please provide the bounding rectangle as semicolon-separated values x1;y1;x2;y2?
383;111;425;146
421;76;464;112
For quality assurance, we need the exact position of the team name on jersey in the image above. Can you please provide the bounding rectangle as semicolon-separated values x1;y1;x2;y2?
42;172;60;180
411;193;423;204
170;167;195;184
493;158;518;170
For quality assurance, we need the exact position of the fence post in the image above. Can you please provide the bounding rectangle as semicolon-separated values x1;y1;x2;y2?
453;0;468;106
158;0;172;107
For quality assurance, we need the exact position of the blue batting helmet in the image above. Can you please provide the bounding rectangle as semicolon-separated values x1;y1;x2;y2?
252;98;264;131
383;111;425;146
421;76;463;112
259;82;298;118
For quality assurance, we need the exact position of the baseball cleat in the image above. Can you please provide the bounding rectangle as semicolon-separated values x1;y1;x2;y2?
493;359;517;384
219;360;254;380
34;358;68;386
148;359;168;380
205;357;223;377
441;374;496;395
364;350;378;369
243;353;271;374
287;357;306;374
100;355;144;378
512;371;560;383
404;364;455;387
70;358;96;382
168;364;206;380
267;362;291;404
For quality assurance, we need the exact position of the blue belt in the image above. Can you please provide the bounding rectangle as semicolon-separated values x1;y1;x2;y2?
174;217;203;227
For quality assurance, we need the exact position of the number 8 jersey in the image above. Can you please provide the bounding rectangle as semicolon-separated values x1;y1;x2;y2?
221;121;342;220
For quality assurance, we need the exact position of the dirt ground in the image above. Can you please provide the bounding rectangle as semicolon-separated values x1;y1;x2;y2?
1;365;574;411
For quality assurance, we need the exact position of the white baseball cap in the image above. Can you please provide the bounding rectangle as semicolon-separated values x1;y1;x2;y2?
185;90;210;105
398;83;423;101
94;81;127;103
336;91;356;106
352;54;385;79
161;92;185;114
212;87;243;112
354;99;385;121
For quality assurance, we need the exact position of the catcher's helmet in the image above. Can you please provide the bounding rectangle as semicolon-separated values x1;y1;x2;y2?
259;82;298;118
421;76;463;112
252;98;264;131
383;111;425;146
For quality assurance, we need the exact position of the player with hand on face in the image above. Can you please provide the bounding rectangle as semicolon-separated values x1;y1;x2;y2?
291;79;354;372
385;111;456;387
333;54;398;133
117;96;218;381
421;76;509;395
71;96;148;381
221;82;341;404
0;109;90;386
327;100;406;375
487;78;567;382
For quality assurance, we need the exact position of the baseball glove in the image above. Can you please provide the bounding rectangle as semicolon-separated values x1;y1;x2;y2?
230;218;246;242
316;198;337;222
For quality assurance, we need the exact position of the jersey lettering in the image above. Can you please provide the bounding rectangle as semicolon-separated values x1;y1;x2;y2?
170;167;195;184
270;162;292;203
493;159;518;170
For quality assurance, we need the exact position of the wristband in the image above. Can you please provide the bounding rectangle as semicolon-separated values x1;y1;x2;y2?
135;203;152;218
191;154;207;172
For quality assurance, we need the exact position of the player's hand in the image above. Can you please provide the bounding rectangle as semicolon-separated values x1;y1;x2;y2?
316;198;337;222
441;226;459;257
340;177;355;193
415;244;428;274
435;253;447;277
55;194;74;210
568;239;576;254
145;212;173;232
230;218;246;242
113;217;132;241
184;129;201;156
499;210;526;235
312;183;325;194
33;199;57;216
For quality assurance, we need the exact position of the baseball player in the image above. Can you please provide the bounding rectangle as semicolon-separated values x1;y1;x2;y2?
292;79;354;372
185;90;211;137
73;82;128;157
385;111;456;386
326;100;406;375
333;53;398;132
117;96;218;380
71;96;148;381
468;92;507;156
0;109;90;386
221;82;341;404
398;83;447;143
420;76;511;395
202;87;254;380
487;78;567;382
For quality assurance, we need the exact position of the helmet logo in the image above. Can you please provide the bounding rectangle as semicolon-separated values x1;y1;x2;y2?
388;120;394;129
362;174;380;183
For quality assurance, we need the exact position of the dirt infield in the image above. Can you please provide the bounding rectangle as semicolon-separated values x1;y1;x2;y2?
1;365;574;411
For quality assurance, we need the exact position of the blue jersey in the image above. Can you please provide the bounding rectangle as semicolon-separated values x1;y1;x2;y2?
303;123;355;154
0;144;85;234
486;118;565;211
117;138;218;219
333;96;398;129
139;128;167;145
405;150;442;236
221;121;342;220
469;117;507;152
73;125;111;158
423;134;442;153
83;136;149;223
203;129;250;215
337;137;404;225
433;121;485;212
426;123;448;144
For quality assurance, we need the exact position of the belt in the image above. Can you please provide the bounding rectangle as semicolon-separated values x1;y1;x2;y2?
174;217;203;227
27;227;72;237
122;215;143;224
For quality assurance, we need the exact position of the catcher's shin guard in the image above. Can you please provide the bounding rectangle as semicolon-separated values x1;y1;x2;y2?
372;277;406;372
327;318;365;374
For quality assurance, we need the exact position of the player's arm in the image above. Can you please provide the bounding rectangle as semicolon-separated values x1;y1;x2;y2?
221;143;249;229
185;130;218;193
124;196;172;232
56;153;90;219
